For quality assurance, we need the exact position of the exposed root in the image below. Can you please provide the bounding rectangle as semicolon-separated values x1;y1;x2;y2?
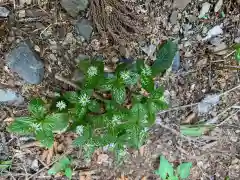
90;0;146;45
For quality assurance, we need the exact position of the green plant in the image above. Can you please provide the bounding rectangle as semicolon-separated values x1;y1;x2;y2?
8;41;177;162
48;156;72;179
234;44;240;63
155;156;192;180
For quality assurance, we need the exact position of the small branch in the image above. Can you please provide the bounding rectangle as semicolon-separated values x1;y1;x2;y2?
158;103;198;114
158;84;240;114
55;74;80;90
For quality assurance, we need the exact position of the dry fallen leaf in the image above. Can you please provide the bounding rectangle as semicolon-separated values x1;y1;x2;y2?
139;145;145;156
181;112;198;124
97;154;109;164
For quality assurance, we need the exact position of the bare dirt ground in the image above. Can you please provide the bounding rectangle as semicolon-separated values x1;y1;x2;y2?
0;0;240;179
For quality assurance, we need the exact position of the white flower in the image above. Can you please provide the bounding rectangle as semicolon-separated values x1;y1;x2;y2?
120;71;130;81
78;94;90;106
76;125;84;135
141;65;152;76
112;115;121;125
118;149;127;157
31;123;41;131
56;101;66;110
87;66;98;77
103;143;115;151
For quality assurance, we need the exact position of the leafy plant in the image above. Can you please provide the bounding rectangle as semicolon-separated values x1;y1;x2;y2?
155;156;192;180
48;156;72;179
233;43;240;63
8;41;177;162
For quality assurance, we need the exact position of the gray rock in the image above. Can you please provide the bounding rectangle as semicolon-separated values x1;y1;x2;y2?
173;0;191;9
71;70;85;82
0;7;10;17
172;51;180;72
170;11;178;25
6;41;44;84
75;19;93;41
60;0;89;17
0;89;24;106
74;54;90;63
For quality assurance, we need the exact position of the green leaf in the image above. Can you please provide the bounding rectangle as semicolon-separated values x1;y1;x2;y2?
64;91;79;103
136;59;145;73
140;74;154;93
0;160;12;171
151;41;177;76
73;126;91;147
155;156;174;179
48;156;71;175
36;130;54;148
45;113;68;131
28;98;47;119
112;86;126;104
65;167;72;179
7;117;35;134
177;162;192;179
130;103;147;123
235;48;240;63
180;125;214;137
170;176;179;180
88;100;101;113
146;101;158;124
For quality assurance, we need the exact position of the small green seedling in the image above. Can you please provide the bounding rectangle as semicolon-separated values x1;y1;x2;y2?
233;43;240;63
48;156;72;179
155;156;192;180
0;160;12;174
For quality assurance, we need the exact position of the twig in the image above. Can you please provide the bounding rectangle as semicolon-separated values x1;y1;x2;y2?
28;150;71;179
217;110;239;126
224;50;236;59
158;84;240;114
219;84;240;97
55;74;80;90
158;103;198;114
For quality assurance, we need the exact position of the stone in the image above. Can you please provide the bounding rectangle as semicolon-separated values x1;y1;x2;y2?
71;70;85;82
170;11;178;25
60;0;89;17
141;44;156;57
75;19;93;41
6;41;44;84
212;42;228;55
198;2;211;18
0;7;10;17
74;54;90;63
0;89;24;106
173;0;191;9
172;51;180;72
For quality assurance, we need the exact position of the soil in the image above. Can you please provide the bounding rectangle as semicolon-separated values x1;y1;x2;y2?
0;0;239;180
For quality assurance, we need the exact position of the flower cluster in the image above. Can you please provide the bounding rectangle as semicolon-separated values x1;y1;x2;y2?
78;94;90;106
87;66;98;77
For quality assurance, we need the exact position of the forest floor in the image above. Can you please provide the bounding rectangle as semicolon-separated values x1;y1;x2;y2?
0;0;240;179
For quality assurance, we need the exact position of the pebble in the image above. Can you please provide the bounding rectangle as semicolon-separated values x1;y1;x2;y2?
234;37;240;43
214;0;223;12
75;19;93;41
141;44;156;57
71;70;84;82
212;42;228;55
170;11;178;25
173;0;191;9
198;2;211;18
74;54;90;63
172;51;180;72
0;88;24;106
60;0;89;17
6;41;44;84
0;7;10;17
